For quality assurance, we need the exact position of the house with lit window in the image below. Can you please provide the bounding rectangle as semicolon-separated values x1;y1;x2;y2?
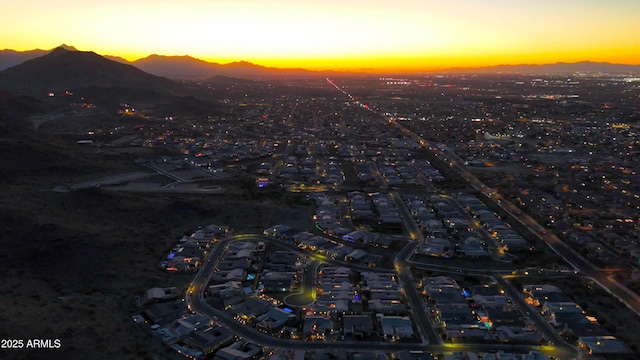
256;307;297;334
541;302;583;327
261;271;295;292
380;316;415;340
577;336;632;355
231;297;271;321
303;315;335;340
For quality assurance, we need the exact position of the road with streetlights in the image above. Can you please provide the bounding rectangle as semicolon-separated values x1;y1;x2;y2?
388;116;640;319
185;232;576;358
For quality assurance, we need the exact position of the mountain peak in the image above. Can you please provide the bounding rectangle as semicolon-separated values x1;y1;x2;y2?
48;45;79;57
228;60;255;66
52;44;78;52
137;54;212;64
0;46;174;95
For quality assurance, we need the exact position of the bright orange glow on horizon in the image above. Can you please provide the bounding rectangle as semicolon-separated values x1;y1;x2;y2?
3;0;640;72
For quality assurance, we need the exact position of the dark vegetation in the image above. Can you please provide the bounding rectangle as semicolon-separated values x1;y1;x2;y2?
0;98;309;359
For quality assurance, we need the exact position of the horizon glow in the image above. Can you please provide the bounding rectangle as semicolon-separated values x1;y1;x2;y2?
2;0;640;72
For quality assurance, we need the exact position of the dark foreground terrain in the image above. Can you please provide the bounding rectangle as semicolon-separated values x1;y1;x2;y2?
0;102;308;359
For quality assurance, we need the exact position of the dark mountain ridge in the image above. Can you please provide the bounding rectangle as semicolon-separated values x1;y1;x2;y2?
0;48;48;71
132;54;319;79
0;47;176;96
132;54;224;79
444;61;640;75
0;44;77;71
2;45;639;80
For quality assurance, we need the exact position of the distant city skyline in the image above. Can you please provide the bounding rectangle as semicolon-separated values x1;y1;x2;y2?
3;0;640;72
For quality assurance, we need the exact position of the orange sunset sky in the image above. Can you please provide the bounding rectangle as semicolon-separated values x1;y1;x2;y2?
2;0;639;72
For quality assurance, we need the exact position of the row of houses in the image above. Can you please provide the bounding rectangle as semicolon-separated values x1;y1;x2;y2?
263;225;386;267
311;192;403;237
522;284;632;355
305;266;415;341
160;224;230;273
422;277;543;344
406;194;490;257
457;194;528;251
261;250;299;292
139;300;266;359
206;264;414;344
415;237;488;258
362;272;406;315
370;193;403;227
203;240;412;343
172;134;275;164
303;311;415;342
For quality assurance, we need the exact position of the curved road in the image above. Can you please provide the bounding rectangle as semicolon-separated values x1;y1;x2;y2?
283;260;320;308
185;233;576;358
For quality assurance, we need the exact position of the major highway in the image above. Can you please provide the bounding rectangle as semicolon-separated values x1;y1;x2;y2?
386;109;640;319
452;157;640;318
